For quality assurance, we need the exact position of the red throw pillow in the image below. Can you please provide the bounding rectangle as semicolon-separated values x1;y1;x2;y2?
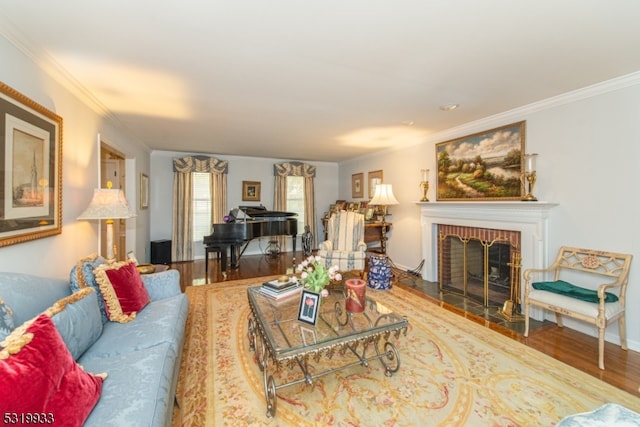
94;260;150;323
0;314;105;424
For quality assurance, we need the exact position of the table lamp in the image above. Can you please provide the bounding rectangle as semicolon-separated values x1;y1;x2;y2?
369;184;399;224
78;182;135;261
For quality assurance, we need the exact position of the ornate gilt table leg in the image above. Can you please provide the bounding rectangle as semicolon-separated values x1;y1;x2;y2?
248;314;278;417
376;340;401;376
265;374;277;417
247;317;257;352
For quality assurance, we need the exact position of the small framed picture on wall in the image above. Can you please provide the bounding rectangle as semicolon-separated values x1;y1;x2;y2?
352;172;364;198
368;170;383;198
242;181;261;201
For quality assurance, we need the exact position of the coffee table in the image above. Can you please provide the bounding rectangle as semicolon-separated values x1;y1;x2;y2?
246;285;409;417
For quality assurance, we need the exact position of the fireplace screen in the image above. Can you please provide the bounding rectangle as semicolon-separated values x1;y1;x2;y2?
438;225;521;309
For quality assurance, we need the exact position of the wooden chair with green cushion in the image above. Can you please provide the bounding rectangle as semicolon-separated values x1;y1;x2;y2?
523;246;633;370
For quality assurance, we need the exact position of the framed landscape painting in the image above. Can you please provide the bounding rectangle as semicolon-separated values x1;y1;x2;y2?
436;121;525;201
0;82;63;247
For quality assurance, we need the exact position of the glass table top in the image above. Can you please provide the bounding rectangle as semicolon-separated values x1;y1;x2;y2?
247;285;409;361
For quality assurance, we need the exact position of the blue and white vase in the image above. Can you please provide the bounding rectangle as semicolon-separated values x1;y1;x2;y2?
367;254;393;290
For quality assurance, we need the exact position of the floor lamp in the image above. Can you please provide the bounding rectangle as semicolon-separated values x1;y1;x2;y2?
78;183;135;262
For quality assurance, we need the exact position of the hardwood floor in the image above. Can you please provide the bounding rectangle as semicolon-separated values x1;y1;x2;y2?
169;252;640;396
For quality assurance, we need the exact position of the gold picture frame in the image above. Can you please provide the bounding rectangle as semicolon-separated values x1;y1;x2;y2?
436;121;525;201
140;173;149;209
368;170;383;198
351;172;364;198
242;180;261;201
0;82;63;247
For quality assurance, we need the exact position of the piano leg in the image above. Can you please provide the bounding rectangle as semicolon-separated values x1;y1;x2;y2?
220;248;228;278
230;245;239;269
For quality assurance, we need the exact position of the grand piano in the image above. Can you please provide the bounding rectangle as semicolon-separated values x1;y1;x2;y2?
203;206;298;276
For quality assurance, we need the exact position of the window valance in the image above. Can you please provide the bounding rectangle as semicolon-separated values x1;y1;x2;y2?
273;161;316;178
173;155;228;174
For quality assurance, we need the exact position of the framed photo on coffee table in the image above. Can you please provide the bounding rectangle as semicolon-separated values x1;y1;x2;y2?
298;290;320;325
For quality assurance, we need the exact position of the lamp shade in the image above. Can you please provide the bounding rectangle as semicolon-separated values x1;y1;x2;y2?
369;184;399;206
77;188;136;220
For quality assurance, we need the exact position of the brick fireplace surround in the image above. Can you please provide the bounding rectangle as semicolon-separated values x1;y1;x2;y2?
418;201;558;310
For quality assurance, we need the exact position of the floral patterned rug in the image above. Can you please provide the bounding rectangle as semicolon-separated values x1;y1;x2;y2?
172;277;640;426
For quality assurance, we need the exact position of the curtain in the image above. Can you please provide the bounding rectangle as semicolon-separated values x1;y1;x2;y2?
172;155;228;262
273;162;317;251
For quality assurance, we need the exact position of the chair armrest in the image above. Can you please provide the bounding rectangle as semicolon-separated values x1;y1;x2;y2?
356;241;367;252
141;269;182;300
523;266;558;283
319;240;333;251
598;278;626;300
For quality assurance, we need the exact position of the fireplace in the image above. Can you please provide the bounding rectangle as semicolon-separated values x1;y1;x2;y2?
419;201;557;317
438;224;520;307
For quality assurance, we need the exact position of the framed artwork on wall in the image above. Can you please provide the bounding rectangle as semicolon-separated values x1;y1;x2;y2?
242;180;261;201
140;173;149;209
351;172;364;198
368;170;383;198
0;82;63;247
436;121;525;201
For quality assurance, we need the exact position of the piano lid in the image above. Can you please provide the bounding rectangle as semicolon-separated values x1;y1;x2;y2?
238;205;297;218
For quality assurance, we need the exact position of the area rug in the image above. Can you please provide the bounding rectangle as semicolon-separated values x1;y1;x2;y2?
172;276;640;426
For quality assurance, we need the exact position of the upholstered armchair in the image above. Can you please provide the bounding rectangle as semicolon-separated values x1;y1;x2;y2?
317;211;367;272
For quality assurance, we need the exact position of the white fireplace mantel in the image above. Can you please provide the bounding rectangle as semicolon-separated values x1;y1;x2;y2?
418;201;558;282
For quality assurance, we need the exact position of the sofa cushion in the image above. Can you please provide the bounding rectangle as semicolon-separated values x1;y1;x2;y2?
48;288;103;360
0;314;105;423
141;269;182;300
0;298;14;341
70;254;108;323
79;342;177;427
532;279;618;303
82;293;188;359
0;273;71;327
94;260;150;323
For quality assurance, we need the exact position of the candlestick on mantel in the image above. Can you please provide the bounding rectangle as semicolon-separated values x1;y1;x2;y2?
522;153;538;201
420;169;430;202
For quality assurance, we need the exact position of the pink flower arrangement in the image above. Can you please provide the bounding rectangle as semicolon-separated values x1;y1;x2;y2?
296;255;342;297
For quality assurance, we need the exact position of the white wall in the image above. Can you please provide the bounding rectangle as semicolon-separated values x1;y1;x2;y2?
0;35;152;278
150;151;339;259
339;73;640;349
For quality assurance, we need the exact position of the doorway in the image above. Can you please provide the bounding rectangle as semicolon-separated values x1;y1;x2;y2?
100;144;126;261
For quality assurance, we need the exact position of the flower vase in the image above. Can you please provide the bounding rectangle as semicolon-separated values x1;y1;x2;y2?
345;279;366;313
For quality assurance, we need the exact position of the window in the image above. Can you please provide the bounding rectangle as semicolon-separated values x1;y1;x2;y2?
286;176;305;231
193;172;211;241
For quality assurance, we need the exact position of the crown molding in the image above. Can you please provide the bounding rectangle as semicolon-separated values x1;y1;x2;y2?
424;71;640;145
0;15;112;118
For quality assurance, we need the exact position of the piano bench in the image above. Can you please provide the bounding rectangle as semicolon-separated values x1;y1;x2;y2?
205;245;228;276
206;245;223;259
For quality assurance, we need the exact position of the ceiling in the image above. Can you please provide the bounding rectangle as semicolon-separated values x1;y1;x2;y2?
1;1;640;163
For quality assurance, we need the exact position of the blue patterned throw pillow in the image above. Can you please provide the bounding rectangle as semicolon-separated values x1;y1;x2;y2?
0;297;15;341
69;254;108;323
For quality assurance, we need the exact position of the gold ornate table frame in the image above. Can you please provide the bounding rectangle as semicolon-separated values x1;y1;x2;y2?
246;286;409;417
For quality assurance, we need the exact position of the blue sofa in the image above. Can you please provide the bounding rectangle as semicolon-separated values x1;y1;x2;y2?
0;264;188;427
